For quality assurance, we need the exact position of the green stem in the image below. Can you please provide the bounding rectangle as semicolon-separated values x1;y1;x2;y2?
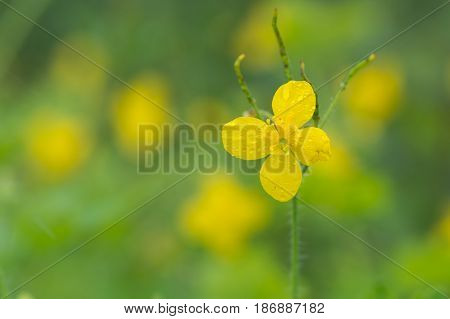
300;60;320;127
234;54;262;119
320;53;376;127
273;10;299;297
272;8;292;81
299;60;311;83
291;197;300;298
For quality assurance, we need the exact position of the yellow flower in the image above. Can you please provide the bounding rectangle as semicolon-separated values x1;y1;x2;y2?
344;64;403;127
180;175;269;258
50;34;108;96
222;81;331;202
25;114;90;180
112;74;170;155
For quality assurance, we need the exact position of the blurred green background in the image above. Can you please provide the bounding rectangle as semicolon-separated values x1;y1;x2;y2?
0;0;449;298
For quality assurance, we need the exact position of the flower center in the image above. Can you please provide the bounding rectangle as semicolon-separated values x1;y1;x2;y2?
278;137;290;153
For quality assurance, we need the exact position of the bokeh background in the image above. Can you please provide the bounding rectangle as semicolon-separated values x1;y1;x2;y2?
0;0;449;298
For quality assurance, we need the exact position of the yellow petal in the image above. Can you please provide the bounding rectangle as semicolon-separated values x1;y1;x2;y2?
291;127;331;166
222;117;279;160
272;80;316;127
259;149;302;202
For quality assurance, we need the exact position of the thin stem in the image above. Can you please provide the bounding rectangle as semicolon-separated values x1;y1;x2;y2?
320;53;376;127
300;60;320;127
273;9;300;296
234;54;262;119
312;108;320;128
272;8;292;81
291;197;300;298
299;60;311;83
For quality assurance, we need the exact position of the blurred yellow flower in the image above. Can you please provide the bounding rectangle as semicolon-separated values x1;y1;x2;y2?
233;3;295;69
435;201;450;243
301;140;387;214
112;75;170;155
25;113;90;180
50;34;108;96
180;175;270;257
344;64;403;129
222;81;331;202
187;98;229;125
313;141;357;181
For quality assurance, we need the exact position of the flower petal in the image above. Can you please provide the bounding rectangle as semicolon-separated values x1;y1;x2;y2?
291;127;331;166
272;81;316;127
222;117;279;160
259;149;302;202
